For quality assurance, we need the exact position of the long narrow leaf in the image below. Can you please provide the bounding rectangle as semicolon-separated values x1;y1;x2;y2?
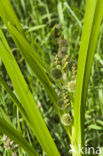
81;0;103;143
72;0;103;154
7;23;60;115
0;29;60;156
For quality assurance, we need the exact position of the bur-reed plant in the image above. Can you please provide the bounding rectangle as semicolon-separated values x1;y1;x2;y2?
0;0;103;156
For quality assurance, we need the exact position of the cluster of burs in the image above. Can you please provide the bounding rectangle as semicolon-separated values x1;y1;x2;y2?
51;24;77;127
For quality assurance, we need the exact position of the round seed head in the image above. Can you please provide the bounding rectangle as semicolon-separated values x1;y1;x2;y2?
68;80;76;92
62;39;68;46
57;99;67;110
61;114;72;126
61;47;67;53
57;39;63;45
56;24;62;30
58;39;68;46
51;68;62;80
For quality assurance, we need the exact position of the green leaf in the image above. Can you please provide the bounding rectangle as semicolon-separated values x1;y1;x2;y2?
96;120;103;127
0;117;39;156
0;0;49;73
27;25;46;32
7;23;60;115
64;2;82;28
0;75;28;119
0;0;23;34
0;0;60;115
0;107;12;126
0;28;60;156
72;0;103;154
88;124;102;130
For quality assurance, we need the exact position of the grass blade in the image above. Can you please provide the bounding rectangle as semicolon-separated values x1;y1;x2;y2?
7;23;60;114
0;0;23;34
0;75;27;119
64;2;82;28
0;29;60;156
72;0;103;154
0;107;12;125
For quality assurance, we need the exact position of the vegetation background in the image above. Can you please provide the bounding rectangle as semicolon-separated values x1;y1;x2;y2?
0;0;103;155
